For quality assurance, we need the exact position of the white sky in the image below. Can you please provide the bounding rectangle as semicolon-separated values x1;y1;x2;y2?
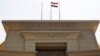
0;0;100;45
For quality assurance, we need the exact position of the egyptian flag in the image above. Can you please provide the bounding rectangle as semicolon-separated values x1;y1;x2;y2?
51;2;58;7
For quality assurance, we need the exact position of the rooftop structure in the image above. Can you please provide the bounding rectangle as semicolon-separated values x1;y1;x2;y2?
0;20;100;56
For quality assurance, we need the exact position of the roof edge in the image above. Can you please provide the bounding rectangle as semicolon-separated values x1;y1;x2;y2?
2;20;100;22
2;20;100;33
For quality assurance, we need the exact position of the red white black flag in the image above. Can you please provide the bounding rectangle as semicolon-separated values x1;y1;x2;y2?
51;2;58;7
50;1;60;20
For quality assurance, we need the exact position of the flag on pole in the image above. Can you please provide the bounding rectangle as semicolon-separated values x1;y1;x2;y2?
51;2;58;7
50;1;61;20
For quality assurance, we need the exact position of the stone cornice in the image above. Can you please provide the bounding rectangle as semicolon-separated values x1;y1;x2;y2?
2;20;99;33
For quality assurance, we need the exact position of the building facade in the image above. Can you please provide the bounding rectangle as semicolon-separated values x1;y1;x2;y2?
0;20;100;56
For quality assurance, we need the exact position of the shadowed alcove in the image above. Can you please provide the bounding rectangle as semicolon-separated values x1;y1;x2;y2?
36;43;66;56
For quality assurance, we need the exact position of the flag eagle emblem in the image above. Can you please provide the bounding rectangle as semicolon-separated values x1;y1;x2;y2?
51;2;58;7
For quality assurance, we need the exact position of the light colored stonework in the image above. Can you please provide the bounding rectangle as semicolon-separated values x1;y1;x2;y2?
1;20;100;56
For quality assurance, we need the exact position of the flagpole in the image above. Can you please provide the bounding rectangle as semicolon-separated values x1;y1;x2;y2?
59;2;61;20
50;2;52;20
41;1;43;20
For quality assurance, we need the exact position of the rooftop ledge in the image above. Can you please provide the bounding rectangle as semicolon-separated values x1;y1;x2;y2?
2;20;100;33
2;20;100;22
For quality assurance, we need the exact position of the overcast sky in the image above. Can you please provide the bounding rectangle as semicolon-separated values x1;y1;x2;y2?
0;0;100;45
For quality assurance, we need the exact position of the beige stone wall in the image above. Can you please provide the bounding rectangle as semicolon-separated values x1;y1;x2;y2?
5;31;24;51
67;50;100;56
0;50;37;56
4;30;98;52
67;40;79;51
0;50;100;56
78;31;98;51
